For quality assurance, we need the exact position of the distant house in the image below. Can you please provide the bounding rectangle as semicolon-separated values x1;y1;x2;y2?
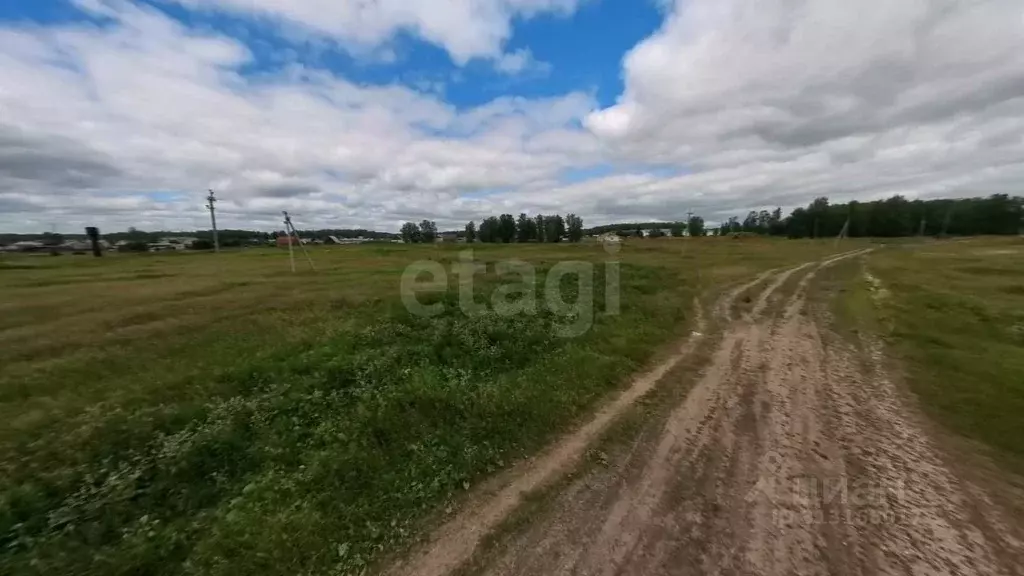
6;241;45;252
161;237;197;248
326;235;371;245
436;232;459;243
60;240;92;252
151;237;194;251
638;228;674;238
276;235;297;247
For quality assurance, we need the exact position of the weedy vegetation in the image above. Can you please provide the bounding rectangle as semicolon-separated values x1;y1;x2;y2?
0;239;848;575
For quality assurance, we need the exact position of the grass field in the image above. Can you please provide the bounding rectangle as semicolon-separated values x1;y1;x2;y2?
0;238;846;576
832;237;1024;475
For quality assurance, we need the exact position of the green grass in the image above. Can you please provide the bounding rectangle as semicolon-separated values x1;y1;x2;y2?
838;238;1024;474
0;239;846;575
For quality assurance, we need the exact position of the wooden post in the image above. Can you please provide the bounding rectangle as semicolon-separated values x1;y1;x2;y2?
283;217;297;273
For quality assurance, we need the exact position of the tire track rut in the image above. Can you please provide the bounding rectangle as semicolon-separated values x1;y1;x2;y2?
392;250;1023;576
387;250;1019;573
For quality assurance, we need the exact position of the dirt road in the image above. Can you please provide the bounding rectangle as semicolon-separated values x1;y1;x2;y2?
391;251;1024;576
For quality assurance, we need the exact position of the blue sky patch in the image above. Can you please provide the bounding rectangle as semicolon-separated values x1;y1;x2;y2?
2;0;661;110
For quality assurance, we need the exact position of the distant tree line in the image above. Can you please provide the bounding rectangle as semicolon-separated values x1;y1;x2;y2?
712;209;786;236
4;194;1020;248
604;194;1022;239
723;194;1023;239
585;221;683;235
585;216;706;238
399;220;439;244
470;213;585;243
305;228;399;241
104;228;270;246
398;214;587;244
577;195;1021;239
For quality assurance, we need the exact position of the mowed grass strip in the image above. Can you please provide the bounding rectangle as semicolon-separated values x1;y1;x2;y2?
0;239;844;575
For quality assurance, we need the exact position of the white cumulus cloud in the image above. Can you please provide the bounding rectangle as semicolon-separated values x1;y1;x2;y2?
0;0;599;233
169;0;583;65
581;0;1024;220
2;0;1024;233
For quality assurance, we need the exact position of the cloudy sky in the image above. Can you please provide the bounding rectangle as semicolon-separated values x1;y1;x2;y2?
1;0;1022;233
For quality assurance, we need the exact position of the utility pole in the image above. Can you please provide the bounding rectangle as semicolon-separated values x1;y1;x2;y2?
284;214;296;273
941;203;954;238
836;203;851;248
206;189;219;253
282;211;315;272
835;216;850;248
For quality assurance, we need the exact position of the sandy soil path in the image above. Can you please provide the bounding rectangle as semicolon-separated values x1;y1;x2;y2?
390;250;1024;576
